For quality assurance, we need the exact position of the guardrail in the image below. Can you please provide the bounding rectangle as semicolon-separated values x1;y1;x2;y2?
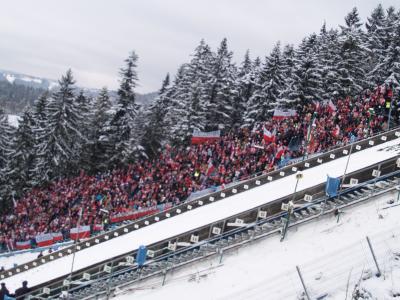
42;165;400;299
1;126;400;281
18;156;400;299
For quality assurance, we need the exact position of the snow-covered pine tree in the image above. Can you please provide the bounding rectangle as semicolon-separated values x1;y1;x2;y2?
0;109;15;210
108;51;140;168
245;42;285;124
233;50;255;128
33;69;84;184
164;64;192;145
287;35;323;107
206;38;238;130
4;107;36;200
0;109;14;171
318;25;342;101
141;73;171;157
368;6;400;85
279;44;298;107
378;23;400;89
84;87;113;173
166;41;212;144
337;7;368;97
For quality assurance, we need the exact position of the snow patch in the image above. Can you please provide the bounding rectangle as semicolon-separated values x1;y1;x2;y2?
5;74;15;84
7;115;21;127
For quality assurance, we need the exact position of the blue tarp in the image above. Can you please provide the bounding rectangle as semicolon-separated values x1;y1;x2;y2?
326;176;341;197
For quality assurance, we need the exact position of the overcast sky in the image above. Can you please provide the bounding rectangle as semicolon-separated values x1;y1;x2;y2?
1;0;399;93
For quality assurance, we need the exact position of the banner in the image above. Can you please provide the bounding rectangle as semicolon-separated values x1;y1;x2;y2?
35;233;54;247
191;130;221;144
110;207;159;224
52;232;64;242
70;225;91;240
272;109;297;120
15;241;31;250
93;224;104;231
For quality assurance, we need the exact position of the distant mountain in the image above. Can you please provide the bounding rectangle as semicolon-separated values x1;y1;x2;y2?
0;69;157;115
0;69;59;90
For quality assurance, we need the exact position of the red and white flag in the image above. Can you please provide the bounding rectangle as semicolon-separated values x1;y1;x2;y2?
332;125;340;138
206;160;215;177
70;225;91;240
93;224;104;232
36;233;54;247
312;100;320;111
263;127;276;143
272;109;297;120
191;130;221;145
327;100;337;113
52;232;63;242
15;240;31;250
275;145;286;160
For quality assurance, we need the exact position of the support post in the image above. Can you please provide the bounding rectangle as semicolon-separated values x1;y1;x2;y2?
366;236;381;277
296;265;311;300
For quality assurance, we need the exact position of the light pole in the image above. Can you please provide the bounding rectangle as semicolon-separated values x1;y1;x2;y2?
280;171;303;242
387;84;395;130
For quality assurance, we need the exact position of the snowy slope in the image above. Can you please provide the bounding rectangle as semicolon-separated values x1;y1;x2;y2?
115;192;400;300
3;136;400;292
0;69;58;90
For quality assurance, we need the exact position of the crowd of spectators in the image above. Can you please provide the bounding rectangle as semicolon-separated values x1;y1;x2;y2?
0;85;398;252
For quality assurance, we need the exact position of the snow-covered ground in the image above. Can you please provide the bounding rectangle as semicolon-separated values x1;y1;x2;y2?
1;136;400;293
115;191;400;300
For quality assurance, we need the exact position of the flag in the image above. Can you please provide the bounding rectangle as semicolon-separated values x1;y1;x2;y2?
206;160;215;177
15;240;31;250
275;145;286;160
70;225;91;240
332;125;340;138
327;100;337;113
272;109;297;120
36;233;54;247
312;100;320;111
191;130;221;144
93;224;104;232
52;232;64;242
263;127;276;143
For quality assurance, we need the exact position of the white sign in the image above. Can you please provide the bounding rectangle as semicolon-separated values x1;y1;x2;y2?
190;234;199;243
304;194;313;202
350;178;359;185
83;273;91;280
258;210;267;219
147;250;155;258
372;169;381;177
168;242;177;251
212;227;222;235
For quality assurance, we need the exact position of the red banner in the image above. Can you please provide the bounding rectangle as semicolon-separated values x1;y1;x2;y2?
36;233;54;247
272;109;297;120
70;225;91;240
191;130;221;145
15;241;31;250
110;208;158;223
52;232;63;242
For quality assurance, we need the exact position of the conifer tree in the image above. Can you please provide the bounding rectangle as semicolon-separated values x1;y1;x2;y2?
245;43;285;124
33;69;83;184
206;38;238;130
142;74;171;157
109;51;140;167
